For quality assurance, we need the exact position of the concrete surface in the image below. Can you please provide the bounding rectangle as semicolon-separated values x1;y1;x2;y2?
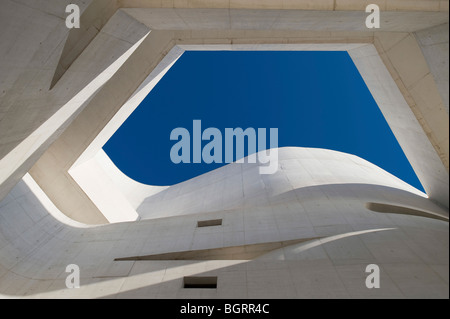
0;148;448;298
0;0;448;298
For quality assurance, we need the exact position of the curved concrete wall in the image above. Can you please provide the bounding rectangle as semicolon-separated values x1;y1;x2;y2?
0;148;448;298
21;7;449;225
138;148;431;219
0;0;448;299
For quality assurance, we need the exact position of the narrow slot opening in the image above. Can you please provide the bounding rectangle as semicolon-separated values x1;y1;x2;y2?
197;219;222;228
183;276;218;289
366;202;448;222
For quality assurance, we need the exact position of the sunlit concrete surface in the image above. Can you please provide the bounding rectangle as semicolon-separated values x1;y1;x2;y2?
0;0;448;298
67;42;448;223
0;148;448;298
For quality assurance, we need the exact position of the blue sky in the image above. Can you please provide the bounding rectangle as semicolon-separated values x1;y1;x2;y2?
103;51;424;192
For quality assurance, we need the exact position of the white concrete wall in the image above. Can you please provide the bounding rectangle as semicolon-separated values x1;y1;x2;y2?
415;23;449;113
348;44;449;208
64;42;449;223
0;148;448;298
19;10;447;225
0;1;448;299
123;7;448;32
0;4;447;224
138;148;433;220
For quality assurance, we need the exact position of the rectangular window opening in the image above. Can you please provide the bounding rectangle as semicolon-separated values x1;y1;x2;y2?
183;276;218;289
197;219;222;228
